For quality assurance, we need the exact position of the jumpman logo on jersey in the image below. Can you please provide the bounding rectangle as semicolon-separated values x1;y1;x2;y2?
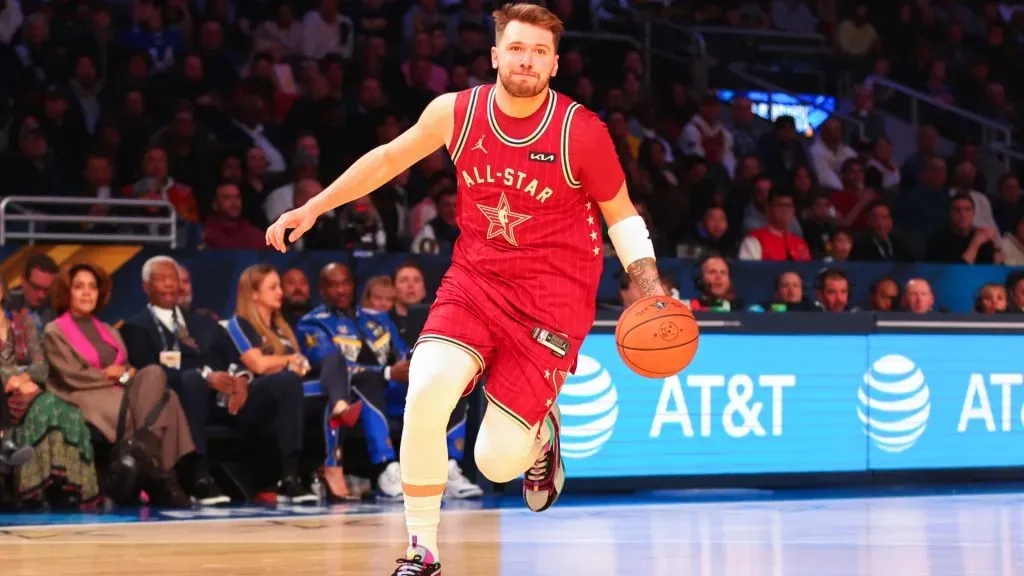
477;192;531;246
471;135;488;154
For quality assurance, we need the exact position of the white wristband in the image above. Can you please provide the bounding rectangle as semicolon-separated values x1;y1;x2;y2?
384;366;392;380
607;215;656;269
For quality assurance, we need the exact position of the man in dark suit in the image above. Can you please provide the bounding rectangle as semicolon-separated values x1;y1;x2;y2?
120;256;311;505
217;92;288;176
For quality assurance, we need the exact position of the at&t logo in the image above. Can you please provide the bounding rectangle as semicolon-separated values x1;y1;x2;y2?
557;355;618;459
857;354;931;453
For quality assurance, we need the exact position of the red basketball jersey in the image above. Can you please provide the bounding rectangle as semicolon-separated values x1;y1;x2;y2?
444;84;624;339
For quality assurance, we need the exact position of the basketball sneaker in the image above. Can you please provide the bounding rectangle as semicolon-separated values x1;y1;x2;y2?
444;459;483;499
377;461;404;501
391;537;442;575
523;404;564;512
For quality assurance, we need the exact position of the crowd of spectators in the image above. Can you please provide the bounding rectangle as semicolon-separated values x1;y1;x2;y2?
0;251;484;510
1;0;1021;270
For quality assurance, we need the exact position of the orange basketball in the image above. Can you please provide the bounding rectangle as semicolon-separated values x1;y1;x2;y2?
615;296;699;379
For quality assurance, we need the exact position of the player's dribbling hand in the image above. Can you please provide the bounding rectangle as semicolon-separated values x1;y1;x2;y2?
266;206;316;252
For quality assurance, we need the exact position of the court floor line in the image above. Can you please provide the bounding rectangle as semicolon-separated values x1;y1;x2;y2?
1;490;1021;532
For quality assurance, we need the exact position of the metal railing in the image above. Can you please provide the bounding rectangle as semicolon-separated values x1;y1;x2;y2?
730;62;865;142
861;74;1016;190
863;75;1013;145
589;12;711;93
561;30;649;86
686;25;827;45
637;18;710;92
0;196;179;247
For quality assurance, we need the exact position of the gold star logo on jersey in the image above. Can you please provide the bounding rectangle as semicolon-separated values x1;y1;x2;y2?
477;192;532;246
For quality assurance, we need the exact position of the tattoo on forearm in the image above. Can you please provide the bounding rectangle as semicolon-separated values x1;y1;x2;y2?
627;257;662;297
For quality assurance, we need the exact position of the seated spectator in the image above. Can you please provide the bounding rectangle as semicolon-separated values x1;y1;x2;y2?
749;271;817;312
771;0;819;34
303;0;355;60
683;254;743;312
814;268;853;313
850;202;912;262
1;283;99;510
119;257;229;504
742;175;802;237
926;193;1000;264
739;189;812;261
825;229;853;262
899;125;940;193
866;277;899;312
362;276;396;314
902;279;937;314
848;87;886;152
757;116;810;185
1000;214;1024;266
390;261;429;344
949;161;997;232
835;4;879;59
121;146;200;226
801;193;837;259
252;3;305;60
679;206;737;259
298;263;407;500
220;264;316;503
42;263;193;507
865;136;900;194
176;264;221;322
263;138;321;225
280;268;313;328
900;157;951;252
7;255;58;333
220;93;288;175
974;283;1007;315
723;95;769;161
412;187;459;254
830;159;881;230
203;183;267;250
808;118;856;191
679;94;736;177
337;195;389;254
1005;272;1024;314
300;263;483;500
993;174;1024;235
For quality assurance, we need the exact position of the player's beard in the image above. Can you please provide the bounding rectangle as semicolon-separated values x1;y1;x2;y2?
498;68;550;98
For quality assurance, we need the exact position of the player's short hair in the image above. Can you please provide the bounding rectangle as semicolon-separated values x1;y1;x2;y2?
493;3;565;50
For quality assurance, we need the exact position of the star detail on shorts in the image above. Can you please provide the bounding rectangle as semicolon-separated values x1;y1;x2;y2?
477;192;532;246
548;368;569;388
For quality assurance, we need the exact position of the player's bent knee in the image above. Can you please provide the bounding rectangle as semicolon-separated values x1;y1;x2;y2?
474;413;537;483
475;446;527;484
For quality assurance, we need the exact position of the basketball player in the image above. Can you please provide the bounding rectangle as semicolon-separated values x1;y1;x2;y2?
266;4;665;573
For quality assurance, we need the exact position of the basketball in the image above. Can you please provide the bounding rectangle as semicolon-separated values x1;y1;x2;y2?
615;296;699;378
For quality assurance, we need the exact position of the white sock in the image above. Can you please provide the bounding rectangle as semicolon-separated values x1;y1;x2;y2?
405;493;443;560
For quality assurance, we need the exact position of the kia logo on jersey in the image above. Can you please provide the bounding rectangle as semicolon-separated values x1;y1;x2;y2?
529;151;556;163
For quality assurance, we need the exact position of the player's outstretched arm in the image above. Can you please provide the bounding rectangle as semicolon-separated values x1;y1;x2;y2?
598;184;666;299
266;93;457;252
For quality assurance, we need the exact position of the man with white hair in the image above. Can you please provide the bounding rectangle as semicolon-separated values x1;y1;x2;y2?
120;256;315;505
902;278;937;314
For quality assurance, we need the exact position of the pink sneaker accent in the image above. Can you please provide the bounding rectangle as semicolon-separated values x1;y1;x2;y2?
523;404;565;512
392;536;442;575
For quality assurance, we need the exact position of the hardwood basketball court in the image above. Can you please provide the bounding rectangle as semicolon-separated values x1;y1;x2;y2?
2;489;1023;575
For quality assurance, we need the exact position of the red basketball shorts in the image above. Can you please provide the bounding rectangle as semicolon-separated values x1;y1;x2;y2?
416;276;582;430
